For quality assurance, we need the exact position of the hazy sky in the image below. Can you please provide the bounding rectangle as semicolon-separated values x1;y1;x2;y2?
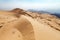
0;0;60;11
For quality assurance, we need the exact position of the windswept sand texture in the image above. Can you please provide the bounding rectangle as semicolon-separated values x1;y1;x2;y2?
0;8;60;40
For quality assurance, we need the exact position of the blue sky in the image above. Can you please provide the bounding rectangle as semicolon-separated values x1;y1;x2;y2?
0;0;60;12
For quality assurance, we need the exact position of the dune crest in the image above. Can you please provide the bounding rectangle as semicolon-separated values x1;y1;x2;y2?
0;8;60;40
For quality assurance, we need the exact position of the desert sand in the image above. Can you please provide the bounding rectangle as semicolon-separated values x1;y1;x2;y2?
0;8;60;40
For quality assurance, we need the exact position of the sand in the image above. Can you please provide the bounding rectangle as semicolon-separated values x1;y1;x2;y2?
0;8;60;40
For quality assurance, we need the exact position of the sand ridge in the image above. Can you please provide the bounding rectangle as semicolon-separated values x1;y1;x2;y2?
0;8;60;40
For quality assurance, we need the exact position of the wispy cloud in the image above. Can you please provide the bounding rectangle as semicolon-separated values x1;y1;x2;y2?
0;0;60;10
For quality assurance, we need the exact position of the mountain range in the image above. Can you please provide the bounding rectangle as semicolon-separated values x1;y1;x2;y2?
28;9;60;18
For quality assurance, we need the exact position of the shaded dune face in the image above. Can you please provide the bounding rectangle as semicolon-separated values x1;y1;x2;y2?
10;8;26;17
11;8;34;18
0;8;60;40
0;15;35;40
14;16;35;40
11;8;24;13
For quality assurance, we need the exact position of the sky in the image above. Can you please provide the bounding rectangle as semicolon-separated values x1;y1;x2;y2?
0;0;60;13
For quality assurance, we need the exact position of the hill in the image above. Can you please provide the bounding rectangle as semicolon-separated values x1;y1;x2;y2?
0;8;60;40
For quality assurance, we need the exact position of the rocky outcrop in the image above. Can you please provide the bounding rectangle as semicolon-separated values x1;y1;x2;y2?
0;8;60;40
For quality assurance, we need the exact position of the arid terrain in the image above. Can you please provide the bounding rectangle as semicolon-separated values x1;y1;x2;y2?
0;8;60;40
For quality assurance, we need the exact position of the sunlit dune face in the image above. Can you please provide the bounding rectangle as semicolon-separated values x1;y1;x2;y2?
0;11;18;28
0;8;60;40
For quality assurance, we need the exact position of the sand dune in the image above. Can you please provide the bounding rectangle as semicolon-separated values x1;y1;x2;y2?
0;8;60;40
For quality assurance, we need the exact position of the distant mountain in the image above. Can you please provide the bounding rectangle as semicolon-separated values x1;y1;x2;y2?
28;9;54;13
28;9;60;18
52;13;60;18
